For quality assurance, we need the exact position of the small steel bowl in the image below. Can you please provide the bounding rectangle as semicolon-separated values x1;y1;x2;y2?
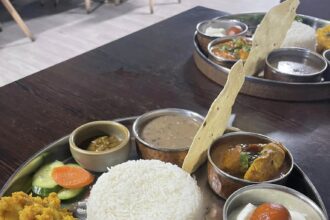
207;36;252;68
132;108;204;167
322;49;330;81
69;121;130;172
196;19;248;53
207;132;294;199
223;184;327;220
264;47;328;82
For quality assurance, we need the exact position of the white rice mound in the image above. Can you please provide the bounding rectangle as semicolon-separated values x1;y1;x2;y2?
87;160;203;220
282;21;316;51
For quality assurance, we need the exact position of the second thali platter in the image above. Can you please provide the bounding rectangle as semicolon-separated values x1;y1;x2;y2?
193;13;330;101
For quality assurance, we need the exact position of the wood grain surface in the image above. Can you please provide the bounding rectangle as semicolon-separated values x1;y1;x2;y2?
0;6;329;213
296;0;330;20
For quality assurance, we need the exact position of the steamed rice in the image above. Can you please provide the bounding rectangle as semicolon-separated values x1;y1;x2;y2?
87;160;203;220
282;21;316;51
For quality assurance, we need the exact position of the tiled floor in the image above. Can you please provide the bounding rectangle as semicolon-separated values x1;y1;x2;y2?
0;0;278;86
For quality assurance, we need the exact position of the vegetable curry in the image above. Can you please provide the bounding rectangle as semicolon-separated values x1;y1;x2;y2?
211;37;252;60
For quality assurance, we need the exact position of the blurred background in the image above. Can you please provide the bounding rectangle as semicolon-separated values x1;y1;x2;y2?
0;0;278;86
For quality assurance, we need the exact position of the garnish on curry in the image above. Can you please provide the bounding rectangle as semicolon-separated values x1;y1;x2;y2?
218;142;287;182
211;37;252;60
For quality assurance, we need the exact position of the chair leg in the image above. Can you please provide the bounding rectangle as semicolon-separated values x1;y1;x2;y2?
149;0;153;14
178;0;181;3
1;0;35;41
85;0;91;13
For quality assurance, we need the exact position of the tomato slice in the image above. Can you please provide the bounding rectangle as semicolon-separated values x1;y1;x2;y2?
227;26;243;36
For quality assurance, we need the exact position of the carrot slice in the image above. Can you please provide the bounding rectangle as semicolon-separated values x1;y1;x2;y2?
52;166;94;189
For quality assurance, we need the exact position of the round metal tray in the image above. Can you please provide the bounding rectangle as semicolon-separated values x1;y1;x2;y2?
193;13;330;101
0;116;328;219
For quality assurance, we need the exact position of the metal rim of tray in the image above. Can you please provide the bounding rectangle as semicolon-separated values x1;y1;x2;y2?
0;116;328;219
193;13;330;101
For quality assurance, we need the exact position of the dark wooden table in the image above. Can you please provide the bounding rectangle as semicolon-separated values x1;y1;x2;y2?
280;0;330;20
296;0;330;20
0;6;329;214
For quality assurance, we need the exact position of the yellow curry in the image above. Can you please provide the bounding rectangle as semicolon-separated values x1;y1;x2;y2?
0;192;75;220
87;135;121;152
316;25;330;52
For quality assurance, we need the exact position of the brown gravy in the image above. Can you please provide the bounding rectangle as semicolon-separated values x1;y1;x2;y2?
212;143;291;181
141;115;201;149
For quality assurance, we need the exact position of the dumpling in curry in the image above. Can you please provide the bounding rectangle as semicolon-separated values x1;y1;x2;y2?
220;145;243;176
244;142;286;182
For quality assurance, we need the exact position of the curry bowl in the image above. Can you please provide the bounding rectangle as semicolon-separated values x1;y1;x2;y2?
196;19;248;53
264;47;328;82
323;49;330;81
132;108;204;167
207;132;294;199
69;121;130;172
207;36;252;68
223;183;327;220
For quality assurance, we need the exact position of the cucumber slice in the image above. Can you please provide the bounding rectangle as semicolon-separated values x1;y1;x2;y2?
32;160;64;196
32;185;62;197
57;187;85;200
